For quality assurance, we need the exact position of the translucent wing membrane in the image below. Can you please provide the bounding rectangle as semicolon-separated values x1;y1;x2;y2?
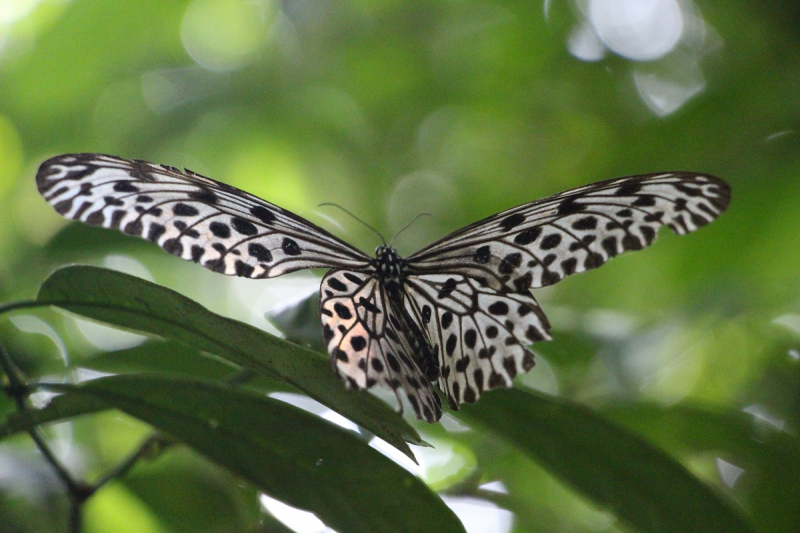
37;154;371;278
320;270;443;422
405;274;550;409
406;173;731;293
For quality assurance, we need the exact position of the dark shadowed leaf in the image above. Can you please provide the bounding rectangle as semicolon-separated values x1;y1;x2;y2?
35;265;420;457
459;388;756;533
48;374;465;533
604;404;800;533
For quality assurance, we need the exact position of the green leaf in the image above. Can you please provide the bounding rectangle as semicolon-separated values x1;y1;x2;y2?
50;374;465;533
604;404;800;533
35;265;421;457
459;388;756;533
82;340;241;379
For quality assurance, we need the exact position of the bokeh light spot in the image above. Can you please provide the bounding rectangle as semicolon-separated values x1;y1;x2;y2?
226;137;308;213
567;21;605;61
181;0;276;72
0;0;40;24
589;0;683;61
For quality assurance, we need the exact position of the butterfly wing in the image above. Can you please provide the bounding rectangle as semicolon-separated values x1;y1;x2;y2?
37;153;372;277
402;172;729;411
404;274;550;409
405;173;730;292
320;269;443;422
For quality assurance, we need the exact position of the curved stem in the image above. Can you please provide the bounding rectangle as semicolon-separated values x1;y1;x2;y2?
0;339;80;493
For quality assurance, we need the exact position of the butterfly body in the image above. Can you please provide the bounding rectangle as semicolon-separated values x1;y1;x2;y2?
37;153;731;422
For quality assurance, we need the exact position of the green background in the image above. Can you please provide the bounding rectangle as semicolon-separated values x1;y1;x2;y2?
1;1;798;532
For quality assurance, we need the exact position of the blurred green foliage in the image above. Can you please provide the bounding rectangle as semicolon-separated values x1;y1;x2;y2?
1;1;799;532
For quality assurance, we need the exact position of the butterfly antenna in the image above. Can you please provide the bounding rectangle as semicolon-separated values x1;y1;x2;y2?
318;202;386;246
389;213;433;247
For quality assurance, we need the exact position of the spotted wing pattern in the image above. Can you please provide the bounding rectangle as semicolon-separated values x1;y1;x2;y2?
406;173;731;293
320;269;443;422
38;154;731;424
404;274;550;408
36;153;371;278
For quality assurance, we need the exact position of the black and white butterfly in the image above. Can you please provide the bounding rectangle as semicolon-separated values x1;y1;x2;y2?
37;153;730;422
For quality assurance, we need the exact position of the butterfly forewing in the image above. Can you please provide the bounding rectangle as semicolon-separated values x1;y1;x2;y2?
36;153;371;278
405;173;731;293
404;274;550;408
320;270;443;422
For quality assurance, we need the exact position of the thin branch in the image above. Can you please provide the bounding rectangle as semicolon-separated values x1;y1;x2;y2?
0;339;80;493
0;300;51;315
93;433;173;491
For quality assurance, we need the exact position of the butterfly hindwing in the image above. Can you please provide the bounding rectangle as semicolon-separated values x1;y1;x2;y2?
406;173;731;293
36;153;371;278
320;269;443;422
405;274;550;409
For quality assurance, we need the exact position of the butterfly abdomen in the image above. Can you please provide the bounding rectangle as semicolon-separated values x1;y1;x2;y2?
374;247;442;384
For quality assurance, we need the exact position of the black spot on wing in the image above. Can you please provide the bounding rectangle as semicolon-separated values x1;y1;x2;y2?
488;301;509;315
350;336;367;351
474;245;491;264
333;303;352;320
209;221;230;238
445;333;457;355
344;272;363;284
499;213;526;231
633;194;656;207
113;181;139;193
235;260;254;277
464;329;477;348
282;237;301;256
422;305;432;324
163;239;182;256
327;277;347;291
601;237;618;257
189;188;218;205
250;205;276;224
85;210;104;225
358;297;381;314
513;227;541;245
616;182;641;196
147;223;166;242
572;216;597;230
557;198;585;215
498;252;522;274
540;233;562;250
441;312;453;329
231;217;257;235
173;203;199;217
437;278;457;299
248;243;272;262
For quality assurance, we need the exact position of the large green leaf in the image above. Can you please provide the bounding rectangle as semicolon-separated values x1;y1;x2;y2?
458;388;756;533
605;404;800;533
48;374;465;533
35;265;421;457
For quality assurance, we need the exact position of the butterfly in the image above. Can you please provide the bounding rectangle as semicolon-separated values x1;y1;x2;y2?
37;153;730;422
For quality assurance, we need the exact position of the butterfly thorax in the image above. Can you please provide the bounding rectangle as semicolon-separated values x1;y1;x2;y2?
373;245;405;294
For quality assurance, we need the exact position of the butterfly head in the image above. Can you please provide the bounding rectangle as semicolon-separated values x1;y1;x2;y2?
374;245;403;281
